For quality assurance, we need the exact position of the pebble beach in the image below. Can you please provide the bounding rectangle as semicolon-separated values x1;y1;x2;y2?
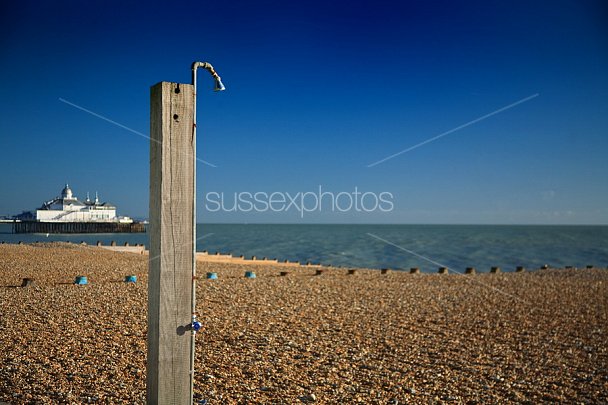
0;243;607;404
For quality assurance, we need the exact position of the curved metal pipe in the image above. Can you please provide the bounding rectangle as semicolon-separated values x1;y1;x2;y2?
189;60;225;404
192;62;226;92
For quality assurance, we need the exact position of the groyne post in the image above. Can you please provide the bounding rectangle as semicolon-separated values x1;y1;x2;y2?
148;81;195;404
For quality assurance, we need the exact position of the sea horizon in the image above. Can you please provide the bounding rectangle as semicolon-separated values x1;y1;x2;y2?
1;223;606;273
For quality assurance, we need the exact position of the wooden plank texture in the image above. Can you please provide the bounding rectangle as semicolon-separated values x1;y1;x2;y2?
148;81;195;405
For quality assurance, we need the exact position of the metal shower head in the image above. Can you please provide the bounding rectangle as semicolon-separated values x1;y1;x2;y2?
214;77;226;92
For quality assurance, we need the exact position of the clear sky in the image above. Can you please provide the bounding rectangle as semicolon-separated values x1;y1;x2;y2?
1;0;606;224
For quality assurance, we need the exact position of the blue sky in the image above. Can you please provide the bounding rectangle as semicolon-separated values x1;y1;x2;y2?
0;0;606;224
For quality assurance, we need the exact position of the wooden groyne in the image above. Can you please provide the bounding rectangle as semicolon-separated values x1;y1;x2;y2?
13;221;146;234
195;251;319;267
95;244;321;267
97;242;146;254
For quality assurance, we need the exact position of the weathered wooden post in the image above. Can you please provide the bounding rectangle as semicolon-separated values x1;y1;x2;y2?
148;81;195;404
148;62;224;404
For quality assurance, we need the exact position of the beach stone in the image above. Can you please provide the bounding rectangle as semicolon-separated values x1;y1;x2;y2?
299;393;316;403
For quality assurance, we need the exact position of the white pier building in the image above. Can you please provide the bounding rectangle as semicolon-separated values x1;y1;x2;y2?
23;184;133;223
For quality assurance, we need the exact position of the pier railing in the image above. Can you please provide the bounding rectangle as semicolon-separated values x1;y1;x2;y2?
13;221;146;234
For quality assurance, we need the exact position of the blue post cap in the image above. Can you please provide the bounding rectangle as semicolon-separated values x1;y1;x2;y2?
74;276;88;285
191;321;203;332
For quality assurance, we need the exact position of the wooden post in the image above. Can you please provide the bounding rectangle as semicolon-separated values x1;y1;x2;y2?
21;278;35;287
148;81;195;404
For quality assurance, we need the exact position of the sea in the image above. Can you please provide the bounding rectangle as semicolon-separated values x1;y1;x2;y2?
1;223;607;273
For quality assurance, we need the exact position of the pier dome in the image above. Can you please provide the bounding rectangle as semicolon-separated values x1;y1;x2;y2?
61;184;74;200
